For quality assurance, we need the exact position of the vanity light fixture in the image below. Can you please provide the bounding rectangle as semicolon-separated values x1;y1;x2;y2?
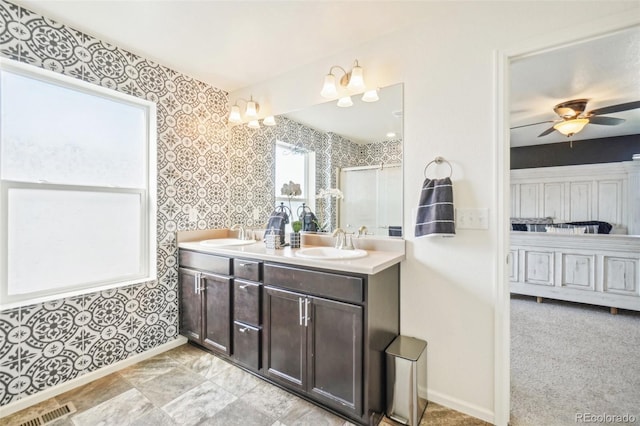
553;118;589;137
228;96;276;128
320;59;376;106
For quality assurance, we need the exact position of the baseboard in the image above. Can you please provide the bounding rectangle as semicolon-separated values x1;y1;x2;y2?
0;336;188;419
422;386;495;424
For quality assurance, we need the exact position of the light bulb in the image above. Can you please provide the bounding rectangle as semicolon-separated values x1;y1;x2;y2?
263;116;276;126
228;105;241;123
245;100;258;119
247;120;260;129
347;64;365;92
337;96;353;107
321;74;338;98
362;89;379;102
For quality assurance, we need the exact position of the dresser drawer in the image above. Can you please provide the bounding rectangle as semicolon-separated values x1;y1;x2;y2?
263;263;363;304
179;250;231;275
234;258;261;282
233;279;261;326
233;321;260;370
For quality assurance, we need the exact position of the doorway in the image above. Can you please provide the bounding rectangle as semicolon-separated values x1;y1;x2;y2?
495;21;640;426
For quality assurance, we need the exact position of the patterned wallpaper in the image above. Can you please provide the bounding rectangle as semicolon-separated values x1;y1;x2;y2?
0;1;231;406
0;0;402;408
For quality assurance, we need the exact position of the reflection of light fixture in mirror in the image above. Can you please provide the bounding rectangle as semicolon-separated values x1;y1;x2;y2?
247;120;260;129
337;96;353;107
386;132;397;138
362;89;379;102
228;95;262;124
553;118;588;136
320;59;376;105
263;116;276;126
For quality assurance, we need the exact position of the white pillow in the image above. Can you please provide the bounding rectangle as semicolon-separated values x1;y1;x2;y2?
545;226;586;234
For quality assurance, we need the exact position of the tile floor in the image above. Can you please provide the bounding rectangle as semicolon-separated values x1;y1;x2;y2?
3;343;489;426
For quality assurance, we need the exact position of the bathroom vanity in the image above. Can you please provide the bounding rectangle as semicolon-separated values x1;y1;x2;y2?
177;229;405;425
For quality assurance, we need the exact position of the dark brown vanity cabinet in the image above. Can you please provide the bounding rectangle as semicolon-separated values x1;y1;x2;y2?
232;258;263;370
178;251;232;355
262;262;398;425
263;285;363;416
178;249;400;425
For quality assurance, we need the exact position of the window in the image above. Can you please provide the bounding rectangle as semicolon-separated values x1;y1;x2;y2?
0;58;157;308
275;142;315;225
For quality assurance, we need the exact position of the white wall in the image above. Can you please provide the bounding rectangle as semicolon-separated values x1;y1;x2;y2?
232;3;640;423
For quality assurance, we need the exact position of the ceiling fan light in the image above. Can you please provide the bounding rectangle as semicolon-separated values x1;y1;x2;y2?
553;118;589;136
337;96;353;108
263;115;276;126
247;120;260;129
321;74;338;98
362;89;379;102
228;105;242;123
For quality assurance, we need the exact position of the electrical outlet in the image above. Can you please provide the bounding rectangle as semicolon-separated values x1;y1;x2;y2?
456;208;489;230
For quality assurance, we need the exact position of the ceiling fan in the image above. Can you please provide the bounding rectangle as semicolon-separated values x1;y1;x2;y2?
510;98;640;141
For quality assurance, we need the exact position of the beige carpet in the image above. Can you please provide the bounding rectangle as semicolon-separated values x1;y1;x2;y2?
510;295;640;425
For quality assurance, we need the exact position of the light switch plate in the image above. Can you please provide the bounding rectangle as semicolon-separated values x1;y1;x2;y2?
456;208;489;230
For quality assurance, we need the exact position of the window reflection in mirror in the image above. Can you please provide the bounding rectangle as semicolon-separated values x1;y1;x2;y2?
275;141;316;231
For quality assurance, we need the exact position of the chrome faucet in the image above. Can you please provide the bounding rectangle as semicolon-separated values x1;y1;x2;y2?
230;224;246;240
332;228;345;249
332;228;355;250
357;225;368;237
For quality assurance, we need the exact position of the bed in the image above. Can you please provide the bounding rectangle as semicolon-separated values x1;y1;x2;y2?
509;160;640;313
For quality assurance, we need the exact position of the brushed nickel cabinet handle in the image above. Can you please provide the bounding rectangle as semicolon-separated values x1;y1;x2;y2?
239;327;249;333
299;297;304;326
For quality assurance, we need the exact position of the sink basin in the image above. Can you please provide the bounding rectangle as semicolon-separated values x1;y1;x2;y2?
200;238;256;247
295;247;367;260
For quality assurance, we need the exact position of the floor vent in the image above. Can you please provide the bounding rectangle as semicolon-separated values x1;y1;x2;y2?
18;402;76;426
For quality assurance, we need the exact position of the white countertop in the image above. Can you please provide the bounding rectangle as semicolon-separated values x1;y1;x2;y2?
177;234;405;275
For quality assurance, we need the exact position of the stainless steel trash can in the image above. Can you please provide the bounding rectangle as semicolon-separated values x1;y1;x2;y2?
385;335;428;425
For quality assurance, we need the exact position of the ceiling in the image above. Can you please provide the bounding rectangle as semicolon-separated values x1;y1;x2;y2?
510;27;640;147
12;2;640;147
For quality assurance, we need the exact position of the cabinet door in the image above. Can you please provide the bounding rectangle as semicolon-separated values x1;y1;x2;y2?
178;268;202;342
307;296;363;416
263;286;306;391
201;272;232;354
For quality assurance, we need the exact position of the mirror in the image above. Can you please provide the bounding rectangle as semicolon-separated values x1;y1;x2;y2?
278;83;403;237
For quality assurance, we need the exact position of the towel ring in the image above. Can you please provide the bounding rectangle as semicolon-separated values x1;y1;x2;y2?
423;156;452;178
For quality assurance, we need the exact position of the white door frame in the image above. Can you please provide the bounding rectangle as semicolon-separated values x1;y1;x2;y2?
493;15;640;426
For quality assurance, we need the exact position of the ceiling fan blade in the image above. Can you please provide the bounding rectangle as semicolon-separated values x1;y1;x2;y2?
538;126;556;137
510;120;554;130
588;116;625;126
588;100;640;116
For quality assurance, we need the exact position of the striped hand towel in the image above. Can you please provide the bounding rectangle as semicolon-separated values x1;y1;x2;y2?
414;177;455;237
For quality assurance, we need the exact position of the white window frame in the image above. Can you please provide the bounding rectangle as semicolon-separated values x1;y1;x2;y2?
0;58;157;309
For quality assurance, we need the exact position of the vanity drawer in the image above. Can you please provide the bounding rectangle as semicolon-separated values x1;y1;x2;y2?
233;321;260;370
179;250;231;275
234;279;261;326
263;263;363;304
234;258;261;282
